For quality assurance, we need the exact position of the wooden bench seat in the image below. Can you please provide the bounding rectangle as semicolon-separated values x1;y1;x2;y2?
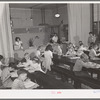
51;65;100;89
53;54;100;80
28;71;74;89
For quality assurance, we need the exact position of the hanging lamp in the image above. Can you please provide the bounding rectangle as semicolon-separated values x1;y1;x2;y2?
55;4;60;18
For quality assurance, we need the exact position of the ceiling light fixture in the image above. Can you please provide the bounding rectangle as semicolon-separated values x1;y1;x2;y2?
55;13;60;18
55;4;60;18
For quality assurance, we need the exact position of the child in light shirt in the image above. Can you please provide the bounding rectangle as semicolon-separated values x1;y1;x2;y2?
27;57;44;73
35;46;41;58
53;43;62;55
18;53;32;68
73;53;98;72
66;43;76;56
12;69;27;89
89;44;100;60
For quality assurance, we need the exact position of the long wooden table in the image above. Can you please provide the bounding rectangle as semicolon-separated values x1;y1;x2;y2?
53;54;100;80
53;54;75;71
28;71;74;89
18;67;74;89
51;65;100;89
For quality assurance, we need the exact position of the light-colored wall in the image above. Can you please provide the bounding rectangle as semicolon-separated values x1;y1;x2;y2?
11;8;53;49
10;8;54;28
11;6;68;27
12;26;51;49
11;8;41;28
10;6;68;49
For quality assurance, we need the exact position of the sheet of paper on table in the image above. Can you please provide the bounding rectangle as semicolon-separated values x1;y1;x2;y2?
69;56;80;59
58;64;70;70
87;62;100;68
28;69;35;73
24;67;30;70
96;64;100;68
23;80;37;88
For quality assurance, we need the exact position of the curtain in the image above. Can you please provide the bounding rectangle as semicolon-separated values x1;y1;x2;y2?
68;4;90;46
0;3;14;58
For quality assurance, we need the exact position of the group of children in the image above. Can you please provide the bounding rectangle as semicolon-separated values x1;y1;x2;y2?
0;53;43;89
48;36;100;77
65;41;87;57
1;32;100;89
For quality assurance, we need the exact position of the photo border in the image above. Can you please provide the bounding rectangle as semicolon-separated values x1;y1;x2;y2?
0;0;100;99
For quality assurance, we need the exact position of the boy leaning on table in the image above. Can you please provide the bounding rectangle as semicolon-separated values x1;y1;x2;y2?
73;53;100;77
12;69;39;89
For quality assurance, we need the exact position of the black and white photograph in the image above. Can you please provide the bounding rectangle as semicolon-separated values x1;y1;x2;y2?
1;2;100;92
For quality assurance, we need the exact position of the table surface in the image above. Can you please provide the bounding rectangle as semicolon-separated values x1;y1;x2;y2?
53;54;100;77
28;71;74;89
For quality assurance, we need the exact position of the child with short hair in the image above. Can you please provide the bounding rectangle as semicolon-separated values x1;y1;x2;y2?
18;53;32;68
89;44;100;60
53;43;62;55
35;46;41;58
26;57;44;73
88;32;95;47
73;53;98;77
66;43;76;56
77;42;87;56
0;62;18;88
12;69;27;89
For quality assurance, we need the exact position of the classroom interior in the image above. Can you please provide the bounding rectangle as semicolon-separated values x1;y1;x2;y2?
0;3;100;89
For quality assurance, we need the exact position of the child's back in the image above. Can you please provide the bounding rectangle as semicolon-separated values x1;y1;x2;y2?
12;78;25;89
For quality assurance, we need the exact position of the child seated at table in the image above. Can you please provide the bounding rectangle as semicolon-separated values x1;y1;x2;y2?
53;43;62;55
66;43;76;56
25;57;44;73
78;41;87;51
22;52;30;62
76;42;87;56
35;46;41;58
73;53;98;77
18;53;32;68
88;42;94;50
0;62;18;88
12;69;27;89
89;44;100;60
12;69;38;89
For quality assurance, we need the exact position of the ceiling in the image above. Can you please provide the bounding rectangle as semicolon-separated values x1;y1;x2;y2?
9;3;67;9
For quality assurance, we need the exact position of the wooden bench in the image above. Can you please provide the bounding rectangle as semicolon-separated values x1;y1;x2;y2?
53;54;100;80
28;71;74;89
51;65;100;89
